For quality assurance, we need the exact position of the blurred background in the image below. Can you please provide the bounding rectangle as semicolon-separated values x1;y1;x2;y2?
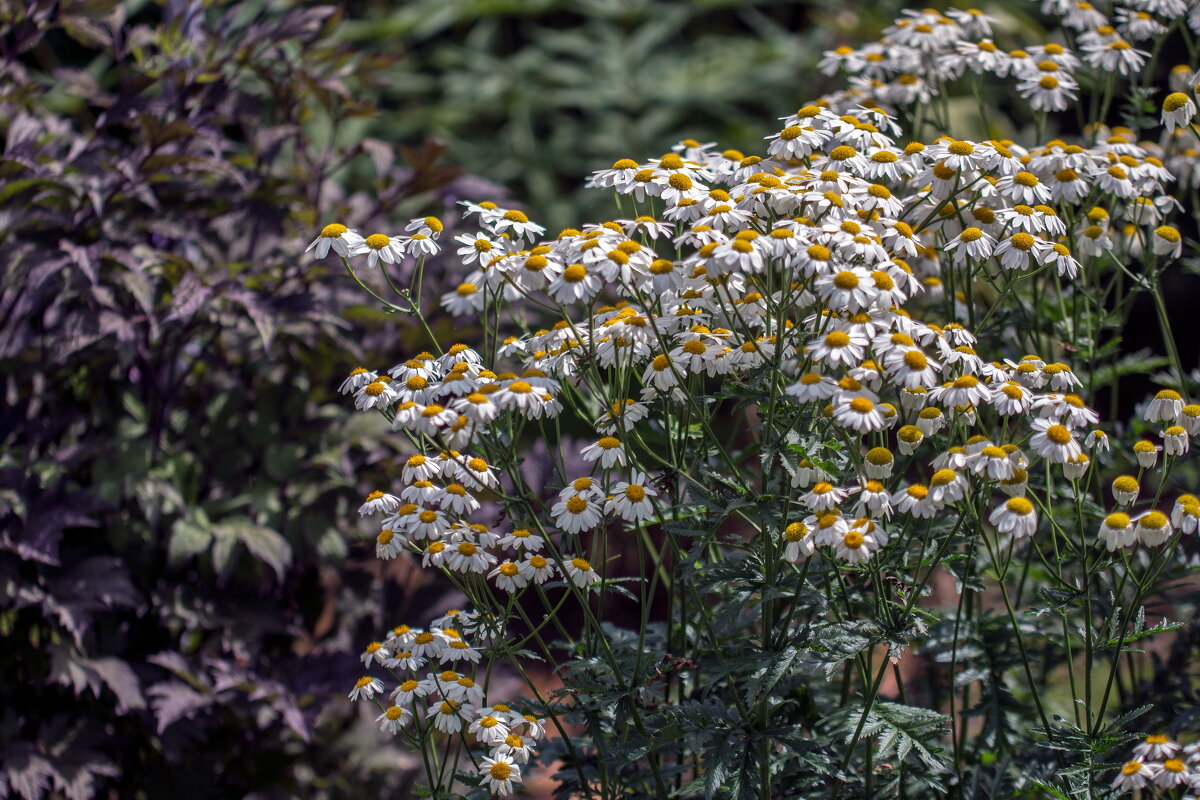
0;0;919;797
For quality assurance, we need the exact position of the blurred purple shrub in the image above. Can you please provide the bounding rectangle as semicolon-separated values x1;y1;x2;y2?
0;2;495;796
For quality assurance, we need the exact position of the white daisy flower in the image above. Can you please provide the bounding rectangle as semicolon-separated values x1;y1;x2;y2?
1133;735;1181;761
564;556;601;588
349;675;384;701
550;494;603;534
580;436;628;469
1164;425;1190;457
833;395;887;433
359;490;400;516
427;699;471;734
989;496;1038;538
352;233;405;269
519;553;557;584
1162;92;1197;132
442;281;484;317
1029;418;1082;463
1152;756;1189;787
834;521;880;564
490;561;529;592
1112;760;1157;790
480;755;523;796
306;223;364;259
468;713;511;745
1152;225;1183;258
893;483;937;518
494;732;536;764
490;208;545;242
853;481;893;518
376;528;407;560
605;474;659;523
375;705;412;734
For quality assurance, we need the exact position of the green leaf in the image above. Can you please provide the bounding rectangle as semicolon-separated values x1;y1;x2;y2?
220;520;292;580
168;517;212;563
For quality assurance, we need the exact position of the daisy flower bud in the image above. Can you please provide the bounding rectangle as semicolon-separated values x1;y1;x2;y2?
1152;225;1183;258
1172;495;1200;530
1137;510;1172;546
1180;404;1200;435
915;407;946;436
1098;512;1135;551
1164;425;1190;456
1062;452;1090;479
863;447;894;479
896;424;924;455
1112;475;1140;505
1133;439;1161;468
1162;92;1197;132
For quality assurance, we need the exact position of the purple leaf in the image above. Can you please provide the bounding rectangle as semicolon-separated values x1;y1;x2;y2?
0;742;55;800
146;682;214;734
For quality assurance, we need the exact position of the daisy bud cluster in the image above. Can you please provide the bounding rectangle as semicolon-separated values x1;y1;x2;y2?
306;0;1200;794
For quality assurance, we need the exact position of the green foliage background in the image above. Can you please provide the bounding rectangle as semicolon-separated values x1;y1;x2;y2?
339;0;910;229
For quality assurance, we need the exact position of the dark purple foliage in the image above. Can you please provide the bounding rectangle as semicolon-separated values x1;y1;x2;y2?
0;2;496;796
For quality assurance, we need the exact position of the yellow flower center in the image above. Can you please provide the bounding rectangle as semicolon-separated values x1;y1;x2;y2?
849;397;875;413
833;271;859;290
1140;511;1168;530
866;447;892;465
824;331;851;348
320;223;348;237
1005;497;1034;515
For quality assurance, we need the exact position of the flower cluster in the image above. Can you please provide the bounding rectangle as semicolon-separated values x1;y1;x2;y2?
308;0;1200;794
1115;735;1200;793
349;610;543;796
